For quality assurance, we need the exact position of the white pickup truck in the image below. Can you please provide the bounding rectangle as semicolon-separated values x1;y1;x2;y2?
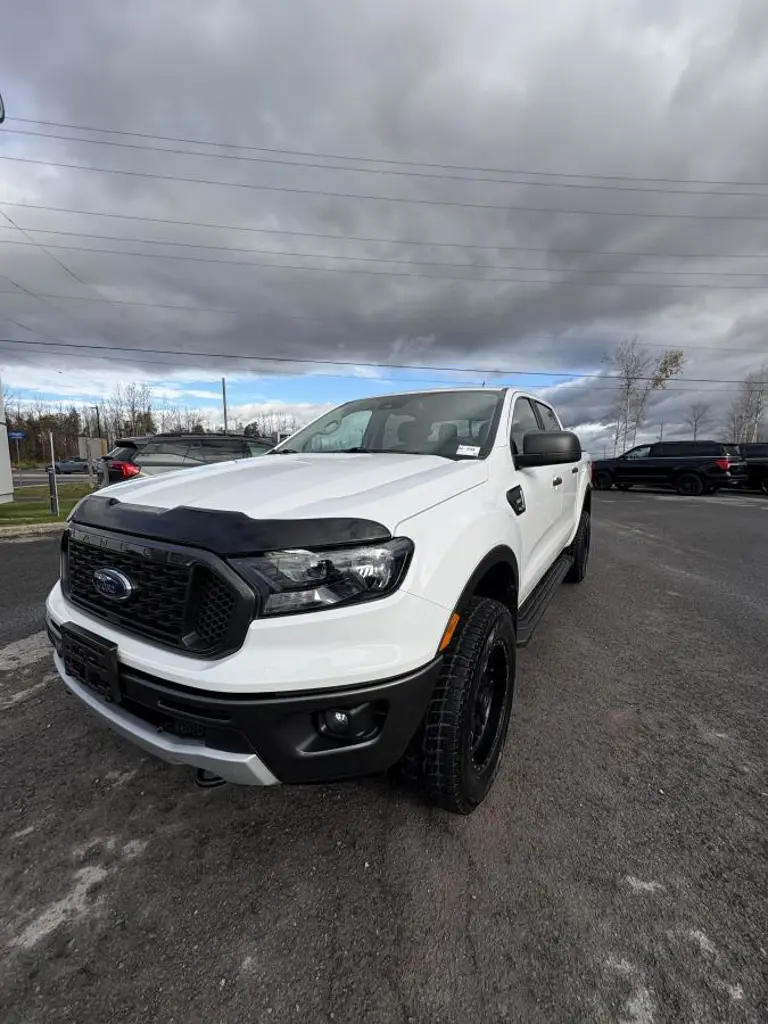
46;388;592;814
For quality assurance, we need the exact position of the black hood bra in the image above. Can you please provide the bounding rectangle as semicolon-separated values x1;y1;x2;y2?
71;494;392;556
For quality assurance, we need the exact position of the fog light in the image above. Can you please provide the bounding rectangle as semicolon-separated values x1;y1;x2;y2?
324;709;350;736
319;703;381;742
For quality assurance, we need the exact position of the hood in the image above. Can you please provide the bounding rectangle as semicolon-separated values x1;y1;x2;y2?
101;452;488;530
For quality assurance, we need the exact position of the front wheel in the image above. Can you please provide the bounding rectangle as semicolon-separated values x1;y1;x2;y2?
676;472;704;496
418;597;516;814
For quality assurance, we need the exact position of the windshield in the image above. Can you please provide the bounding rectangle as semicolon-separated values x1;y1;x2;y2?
274;390;504;460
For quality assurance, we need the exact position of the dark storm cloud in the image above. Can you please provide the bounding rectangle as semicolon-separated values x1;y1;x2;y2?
1;0;768;438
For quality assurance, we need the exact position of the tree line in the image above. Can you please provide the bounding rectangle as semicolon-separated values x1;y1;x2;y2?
1;382;301;465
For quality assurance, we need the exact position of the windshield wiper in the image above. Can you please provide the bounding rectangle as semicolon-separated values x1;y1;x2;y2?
267;448;299;455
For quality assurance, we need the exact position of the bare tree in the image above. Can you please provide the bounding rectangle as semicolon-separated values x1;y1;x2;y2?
723;368;767;443
606;338;685;453
244;409;300;439
683;401;712;441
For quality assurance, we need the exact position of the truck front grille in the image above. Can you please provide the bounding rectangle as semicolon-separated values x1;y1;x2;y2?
63;527;253;657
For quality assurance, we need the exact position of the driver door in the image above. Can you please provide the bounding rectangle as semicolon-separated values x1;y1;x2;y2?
614;445;653;485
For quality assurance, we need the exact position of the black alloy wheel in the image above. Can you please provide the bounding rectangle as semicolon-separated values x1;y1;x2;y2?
417;597;516;814
470;636;510;771
676;472;704;496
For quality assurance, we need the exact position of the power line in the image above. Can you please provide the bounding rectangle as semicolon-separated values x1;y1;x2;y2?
0;207;158;352
5;201;767;261
1;335;763;386
3;154;768;222
9;116;768;190
0;344;511;391
1;340;748;395
5;237;768;289
4;224;768;279
0;288;761;356
5;125;768;201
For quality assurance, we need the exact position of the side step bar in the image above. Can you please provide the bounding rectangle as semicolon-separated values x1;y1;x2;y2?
517;552;574;647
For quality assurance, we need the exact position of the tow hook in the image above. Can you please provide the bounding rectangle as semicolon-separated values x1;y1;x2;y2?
194;768;227;789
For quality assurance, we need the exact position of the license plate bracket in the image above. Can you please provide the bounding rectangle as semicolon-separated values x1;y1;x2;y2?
60;622;121;703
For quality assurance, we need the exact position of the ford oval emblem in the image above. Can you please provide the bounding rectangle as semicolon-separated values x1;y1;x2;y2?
92;568;134;602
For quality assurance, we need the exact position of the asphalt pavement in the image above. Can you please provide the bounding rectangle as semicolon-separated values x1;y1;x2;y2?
12;471;52;487
1;492;766;1023
0;534;60;646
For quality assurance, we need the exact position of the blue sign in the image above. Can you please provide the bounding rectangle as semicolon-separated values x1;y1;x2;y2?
8;431;25;440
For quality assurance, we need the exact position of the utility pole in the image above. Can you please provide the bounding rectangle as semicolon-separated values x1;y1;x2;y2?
48;431;59;517
658;420;664;441
222;377;229;433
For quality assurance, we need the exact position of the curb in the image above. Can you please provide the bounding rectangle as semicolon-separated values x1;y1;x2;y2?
0;522;66;540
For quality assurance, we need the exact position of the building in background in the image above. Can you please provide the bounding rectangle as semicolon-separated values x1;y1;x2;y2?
0;373;13;504
78;436;108;463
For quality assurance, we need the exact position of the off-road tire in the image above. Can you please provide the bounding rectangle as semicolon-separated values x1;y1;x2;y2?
565;510;590;583
676;472;704;496
417;597;516;814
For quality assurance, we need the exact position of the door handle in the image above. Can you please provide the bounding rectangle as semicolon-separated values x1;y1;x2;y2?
571;466;579;474
552;476;563;487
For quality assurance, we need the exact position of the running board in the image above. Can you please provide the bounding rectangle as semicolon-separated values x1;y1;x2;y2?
517;553;574;647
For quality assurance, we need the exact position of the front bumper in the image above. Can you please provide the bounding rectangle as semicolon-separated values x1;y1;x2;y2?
47;618;441;786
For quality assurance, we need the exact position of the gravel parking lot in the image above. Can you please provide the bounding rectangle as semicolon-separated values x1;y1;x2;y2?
1;491;766;1024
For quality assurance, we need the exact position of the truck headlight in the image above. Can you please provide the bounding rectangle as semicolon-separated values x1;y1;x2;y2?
230;538;413;616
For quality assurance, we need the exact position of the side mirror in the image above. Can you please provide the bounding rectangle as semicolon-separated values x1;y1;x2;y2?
515;430;582;468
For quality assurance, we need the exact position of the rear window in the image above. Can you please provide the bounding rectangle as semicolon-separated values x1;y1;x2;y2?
185;438;250;463
652;443;687;456
134;439;192;468
744;443;768;457
106;445;138;461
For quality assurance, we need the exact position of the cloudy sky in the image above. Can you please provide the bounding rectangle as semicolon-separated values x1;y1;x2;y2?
1;0;767;450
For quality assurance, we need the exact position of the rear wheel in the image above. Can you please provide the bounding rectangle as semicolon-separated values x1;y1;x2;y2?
676;472;704;496
594;470;613;490
565;510;590;583
416;597;516;814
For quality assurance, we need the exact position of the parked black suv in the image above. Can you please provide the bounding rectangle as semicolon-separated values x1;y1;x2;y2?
738;442;768;494
101;433;275;484
593;440;747;496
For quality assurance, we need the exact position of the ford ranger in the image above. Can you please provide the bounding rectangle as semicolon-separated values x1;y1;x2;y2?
46;388;592;814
